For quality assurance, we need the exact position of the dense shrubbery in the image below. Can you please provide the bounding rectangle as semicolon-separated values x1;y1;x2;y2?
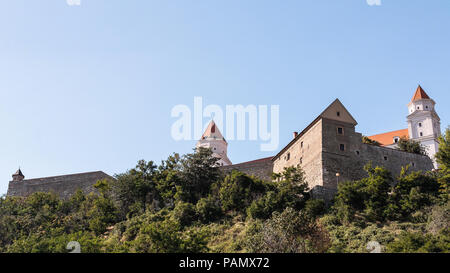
0;129;449;253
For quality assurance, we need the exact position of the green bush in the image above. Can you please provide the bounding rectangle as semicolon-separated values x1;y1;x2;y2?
171;201;196;226
219;171;268;213
196;195;223;223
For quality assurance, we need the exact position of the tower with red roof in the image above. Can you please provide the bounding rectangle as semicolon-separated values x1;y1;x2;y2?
196;120;232;166
407;85;441;167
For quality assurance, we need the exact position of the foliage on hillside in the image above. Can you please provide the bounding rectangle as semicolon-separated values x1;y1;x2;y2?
1;129;450;253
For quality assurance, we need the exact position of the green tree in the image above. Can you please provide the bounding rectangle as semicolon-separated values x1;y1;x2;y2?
219;171;268;213
179;147;221;203
362;136;381;146
196;195;223;223
333;164;392;223
397;137;426;155
248;166;309;219
112;160;159;217
435;127;450;195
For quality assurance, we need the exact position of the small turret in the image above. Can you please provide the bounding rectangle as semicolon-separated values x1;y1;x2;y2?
12;168;25;182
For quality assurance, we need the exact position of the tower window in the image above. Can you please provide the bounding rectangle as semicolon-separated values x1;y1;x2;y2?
420;132;423;137
301;141;303;148
286;153;290;161
356;151;360;155
417;106;420;110
339;144;345;151
394;137;400;143
337;127;344;135
384;156;388;161
426;106;428;109
337;111;340;117
419;123;422;127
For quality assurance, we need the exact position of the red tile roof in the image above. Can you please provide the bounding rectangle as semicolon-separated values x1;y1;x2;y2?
411;85;430;101
367;129;409;146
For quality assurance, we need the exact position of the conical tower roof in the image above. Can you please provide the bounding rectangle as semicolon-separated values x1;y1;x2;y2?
411;85;431;101
201;120;226;142
13;168;24;176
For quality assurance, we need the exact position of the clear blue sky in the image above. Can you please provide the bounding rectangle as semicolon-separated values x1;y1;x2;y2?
1;0;449;195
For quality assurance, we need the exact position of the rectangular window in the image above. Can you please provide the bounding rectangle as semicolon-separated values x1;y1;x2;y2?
339;144;345;151
419;123;422;127
337;127;344;135
287;153;290;161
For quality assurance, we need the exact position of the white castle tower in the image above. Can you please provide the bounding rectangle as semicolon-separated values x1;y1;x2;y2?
407;85;441;168
196;120;232;166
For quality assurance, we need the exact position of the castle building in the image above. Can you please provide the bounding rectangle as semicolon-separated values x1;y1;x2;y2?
222;86;437;200
368;85;441;168
196;120;232;166
6;86;440;201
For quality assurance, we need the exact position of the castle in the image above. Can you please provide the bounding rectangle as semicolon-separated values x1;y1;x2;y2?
215;86;438;199
7;85;440;200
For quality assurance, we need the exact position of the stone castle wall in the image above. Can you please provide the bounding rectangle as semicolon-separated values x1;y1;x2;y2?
319;118;434;200
271;117;435;201
220;157;273;181
7;171;112;199
273;118;324;189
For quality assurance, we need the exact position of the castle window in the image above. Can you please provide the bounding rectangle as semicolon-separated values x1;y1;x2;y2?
419;122;422;127
287;153;290;161
301;141;304;148
384;156;388;161
337;111;340;117
394;136;400;143
300;157;303;164
355;151;360;155
339;144;345;151
420;132;423;137
426;106;428;109
417;106;420;110
337;127;344;135
412;162;415;167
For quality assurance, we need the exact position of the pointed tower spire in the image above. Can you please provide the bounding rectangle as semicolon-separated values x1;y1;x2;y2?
200;120;226;142
411;85;431;101
196;120;232;166
12;168;25;182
